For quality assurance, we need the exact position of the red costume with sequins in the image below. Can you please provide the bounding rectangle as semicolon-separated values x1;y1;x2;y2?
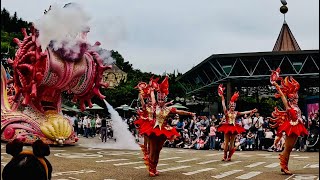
134;76;193;177
216;84;257;161
269;68;308;175
218;110;246;134
217;92;245;135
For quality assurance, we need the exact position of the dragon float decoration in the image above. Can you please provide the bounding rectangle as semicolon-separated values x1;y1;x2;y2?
1;5;112;145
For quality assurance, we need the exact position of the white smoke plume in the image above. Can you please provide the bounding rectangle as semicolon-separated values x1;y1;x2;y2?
89;45;115;65
80;100;140;150
33;2;91;53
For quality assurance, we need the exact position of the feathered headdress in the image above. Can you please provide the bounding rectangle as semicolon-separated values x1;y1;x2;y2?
275;76;300;100
149;76;160;91
157;76;169;101
229;92;239;107
135;82;150;98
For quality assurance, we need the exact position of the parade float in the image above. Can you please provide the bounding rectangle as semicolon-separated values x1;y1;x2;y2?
1;4;112;145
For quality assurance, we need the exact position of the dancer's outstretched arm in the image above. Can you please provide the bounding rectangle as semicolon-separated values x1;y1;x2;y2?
218;84;227;113
150;89;156;106
175;109;195;116
139;94;145;107
219;94;227;113
272;82;289;110
238;108;258;116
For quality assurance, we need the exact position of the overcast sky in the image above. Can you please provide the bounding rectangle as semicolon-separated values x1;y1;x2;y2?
2;0;319;75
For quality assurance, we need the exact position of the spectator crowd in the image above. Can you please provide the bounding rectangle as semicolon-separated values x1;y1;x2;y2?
64;109;319;153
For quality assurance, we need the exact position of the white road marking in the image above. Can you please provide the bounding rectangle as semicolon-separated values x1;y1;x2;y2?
176;158;200;163
221;161;242;166
284;174;295;180
68;177;80;180
96;159;128;163
290;154;299;157
54;153;103;159
236;171;262;179
158;165;191;172
293;156;309;159
245;162;266;168
303;164;319;169
206;152;224;157
113;161;143;166
257;154;271;156
107;152;140;156
303;164;310;168
264;156;279;159
212;170;243;179
285;174;319;180
160;157;182;161
182;168;216;175
197;160;220;165
134;164;168;169
264;163;279;168
237;154;253;157
52;170;96;177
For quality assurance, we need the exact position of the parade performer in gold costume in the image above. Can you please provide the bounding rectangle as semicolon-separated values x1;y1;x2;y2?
217;84;258;161
135;76;195;177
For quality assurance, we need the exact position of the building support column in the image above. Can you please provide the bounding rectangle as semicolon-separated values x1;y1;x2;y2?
226;80;232;103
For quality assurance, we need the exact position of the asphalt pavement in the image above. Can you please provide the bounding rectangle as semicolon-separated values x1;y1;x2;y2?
1;137;319;180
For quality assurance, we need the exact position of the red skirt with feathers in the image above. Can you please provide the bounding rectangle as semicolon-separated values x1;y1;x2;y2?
217;123;245;135
276;121;308;137
134;119;180;140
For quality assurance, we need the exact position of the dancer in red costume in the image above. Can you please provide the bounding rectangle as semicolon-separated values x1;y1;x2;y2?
135;76;195;177
135;81;153;169
269;68;308;175
217;84;258;161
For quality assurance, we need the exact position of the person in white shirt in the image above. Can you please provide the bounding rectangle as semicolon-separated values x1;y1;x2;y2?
264;128;274;149
253;112;264;150
242;114;252;134
95;114;102;138
82;116;89;138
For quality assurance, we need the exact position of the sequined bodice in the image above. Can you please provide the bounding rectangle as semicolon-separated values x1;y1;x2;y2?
154;106;171;128
289;106;303;125
146;106;154;120
226;111;237;125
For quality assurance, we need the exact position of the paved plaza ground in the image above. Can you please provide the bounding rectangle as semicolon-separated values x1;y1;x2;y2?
1;137;319;180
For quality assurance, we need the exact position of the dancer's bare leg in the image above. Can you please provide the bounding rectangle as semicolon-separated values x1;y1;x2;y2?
227;134;237;161
148;134;159;177
229;134;236;149
144;136;150;156
223;133;230;161
153;135;166;175
279;134;298;175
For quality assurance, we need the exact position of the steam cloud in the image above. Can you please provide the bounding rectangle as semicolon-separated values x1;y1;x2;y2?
80;100;139;150
34;3;90;53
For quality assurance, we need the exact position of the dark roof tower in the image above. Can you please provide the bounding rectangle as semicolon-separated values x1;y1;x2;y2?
273;0;301;51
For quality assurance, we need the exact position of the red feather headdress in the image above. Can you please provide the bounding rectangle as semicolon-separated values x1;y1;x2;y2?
275;76;300;100
229;92;239;106
157;76;169;101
